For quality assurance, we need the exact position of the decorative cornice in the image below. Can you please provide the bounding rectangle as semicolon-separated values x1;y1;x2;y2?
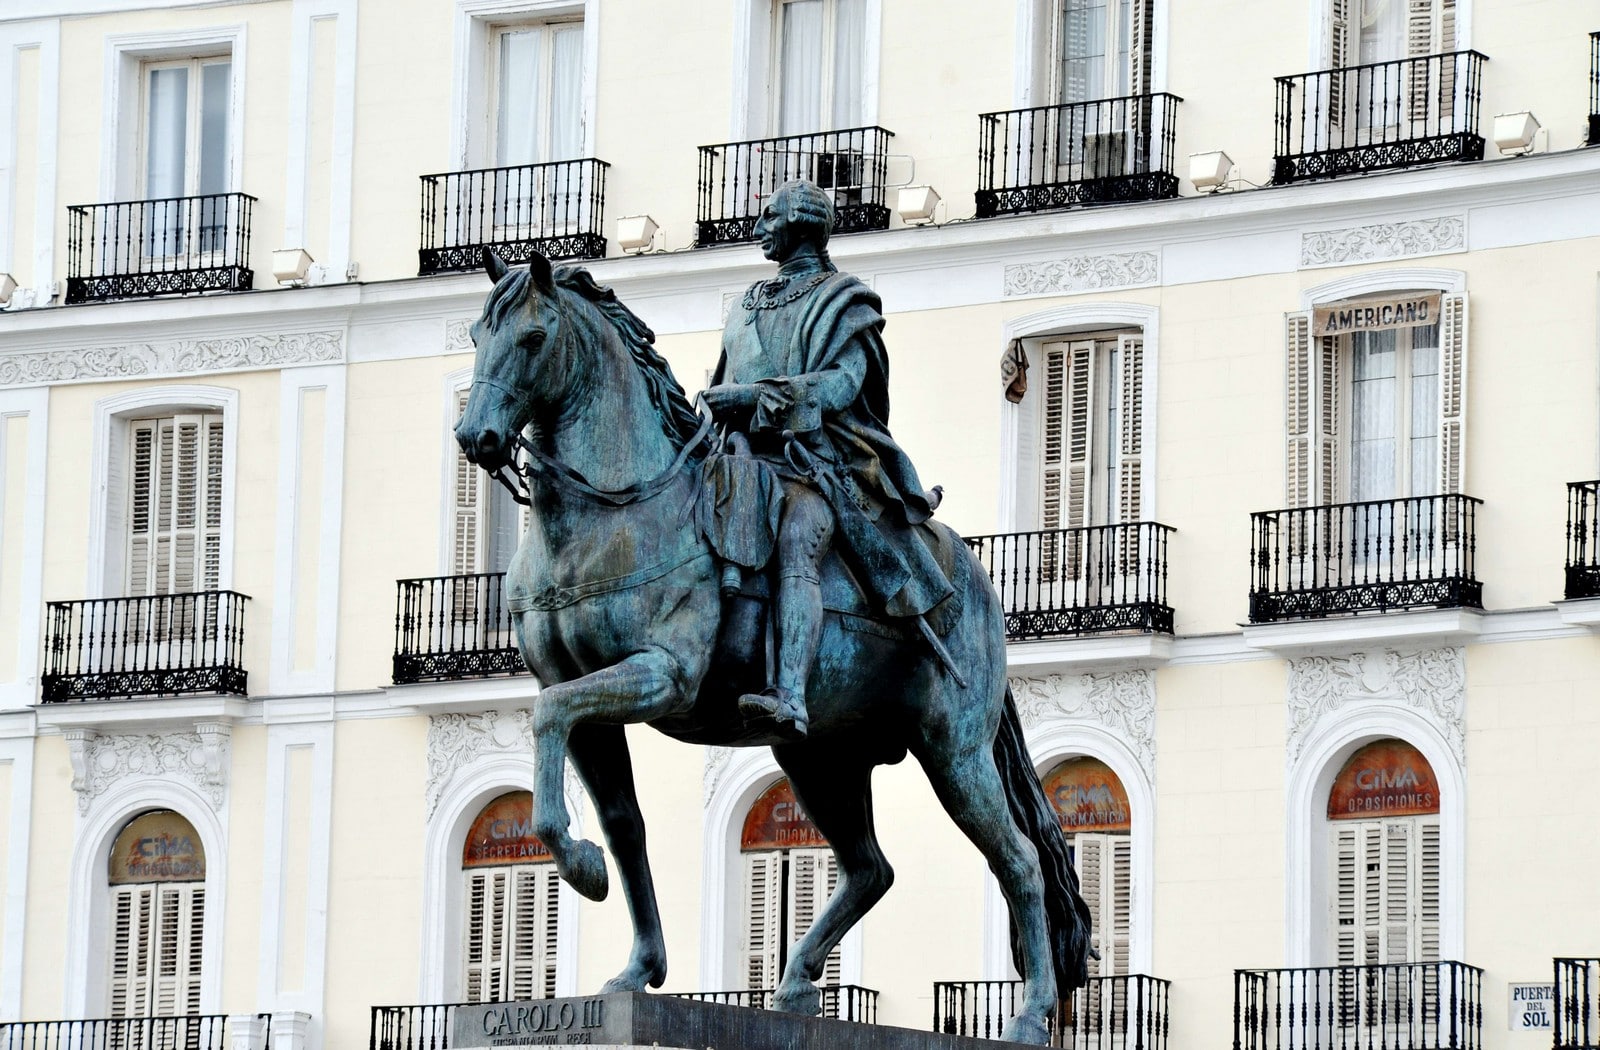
425;709;580;819
0;330;343;387
1008;670;1156;784
66;725;231;815
1003;251;1159;298
704;746;734;804
1285;647;1465;766
445;319;474;354
1299;215;1465;269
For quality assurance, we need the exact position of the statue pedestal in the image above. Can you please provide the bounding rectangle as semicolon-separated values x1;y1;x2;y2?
449;992;1036;1049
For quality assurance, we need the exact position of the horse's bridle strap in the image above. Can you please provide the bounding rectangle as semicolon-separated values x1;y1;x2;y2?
507;542;711;612
514;407;714;507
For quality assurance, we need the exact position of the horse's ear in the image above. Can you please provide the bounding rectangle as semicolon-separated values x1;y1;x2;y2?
483;249;509;283
528;250;555;294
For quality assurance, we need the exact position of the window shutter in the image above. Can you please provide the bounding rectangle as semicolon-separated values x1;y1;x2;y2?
1063;341;1096;535
1107;836;1132;976
1286;313;1313;506
1333;825;1359;966
464;869;510;1003
128;421;157;596
1418;820;1441;962
541;865;561;997
126;414;223;596
1317;336;1342;507
453;388;483;576
150;884;203;1018
1382;821;1413;964
741;851;783;991
507;865;557;1001
1360;822;1383;965
1436;293;1467;496
1073;834;1106;979
1116;334;1144;525
1328;0;1353;123
1040;345;1067;531
109;884;156;1019
202;415;224;590
1129;0;1154;95
786;848;842;987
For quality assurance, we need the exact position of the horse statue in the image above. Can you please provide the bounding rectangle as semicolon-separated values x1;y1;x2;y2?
454;247;1091;1045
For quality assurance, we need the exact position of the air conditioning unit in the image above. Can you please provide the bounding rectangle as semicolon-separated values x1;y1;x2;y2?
1081;130;1129;180
815;148;867;208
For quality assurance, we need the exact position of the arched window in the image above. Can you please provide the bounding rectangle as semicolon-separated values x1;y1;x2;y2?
1043;758;1131;977
1326;740;1441;965
460;791;560;1003
738;778;839;990
106;810;206;1020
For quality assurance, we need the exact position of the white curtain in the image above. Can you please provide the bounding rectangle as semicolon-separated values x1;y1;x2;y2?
830;0;866;129
1358;0;1406;64
549;26;584;161
1350;330;1399;503
145;67;188;199
497;30;544;167
778;0;824;137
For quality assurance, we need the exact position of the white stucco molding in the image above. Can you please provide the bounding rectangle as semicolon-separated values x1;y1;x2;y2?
283;0;358;284
0;329;344;388
65;723;233;816
1003;251;1160;299
1285;646;1465;769
0;736;35;1018
0;387;48;710
425;708;581;820
700;746;864;990
1300;215;1466;269
998;302;1160;531
0;20;60;312
1010;671;1156;785
420;748;582;1001
66;777;228;1016
1283;676;1466;966
1300;267;1467;308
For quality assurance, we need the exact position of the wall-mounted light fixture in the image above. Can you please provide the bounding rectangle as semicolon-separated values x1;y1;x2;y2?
1492;112;1542;156
895;185;941;225
271;248;315;286
0;273;16;307
1188;151;1234;192
617;215;659;254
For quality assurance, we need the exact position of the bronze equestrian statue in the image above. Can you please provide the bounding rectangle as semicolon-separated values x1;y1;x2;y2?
455;180;1091;1045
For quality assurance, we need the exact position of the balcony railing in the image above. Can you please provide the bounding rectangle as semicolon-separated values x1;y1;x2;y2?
976;94;1182;218
418;158;609;276
1249;494;1482;622
1234;962;1483;1050
1272;51;1486;183
0;1014;260;1050
934;976;1170;1050
1590;33;1600;145
393;573;529;685
696;126;893;247
965;523;1174;641
669;985;878;1023
66;192;255;304
1558;958;1600;1050
42;591;250;703
1565;482;1600;600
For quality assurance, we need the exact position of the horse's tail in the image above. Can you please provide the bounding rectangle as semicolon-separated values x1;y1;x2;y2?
993;684;1095;994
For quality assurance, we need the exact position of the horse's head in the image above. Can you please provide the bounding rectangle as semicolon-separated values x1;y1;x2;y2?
455;249;568;473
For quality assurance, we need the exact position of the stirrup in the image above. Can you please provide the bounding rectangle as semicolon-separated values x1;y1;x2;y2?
738;687;809;740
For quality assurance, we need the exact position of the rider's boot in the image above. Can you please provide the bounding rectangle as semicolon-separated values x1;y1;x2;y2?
738;567;822;740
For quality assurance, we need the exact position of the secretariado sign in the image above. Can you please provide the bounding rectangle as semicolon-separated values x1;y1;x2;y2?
1509;983;1554;1031
1314;292;1441;335
452;997;608;1046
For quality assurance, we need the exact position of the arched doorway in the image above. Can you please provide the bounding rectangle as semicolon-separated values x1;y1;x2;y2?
106;809;206;1019
460;791;560;1002
1043;757;1131;977
738;778;839;991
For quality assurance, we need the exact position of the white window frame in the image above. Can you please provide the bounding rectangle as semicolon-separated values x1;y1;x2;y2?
1014;0;1166;108
101;26;246;204
1308;0;1471;71
137;55;232;200
449;0;597;172
729;0;880;139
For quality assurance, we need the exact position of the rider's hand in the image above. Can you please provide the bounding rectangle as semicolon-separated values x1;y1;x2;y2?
702;383;757;418
755;382;794;420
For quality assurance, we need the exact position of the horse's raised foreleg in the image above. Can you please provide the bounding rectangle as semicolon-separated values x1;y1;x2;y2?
768;746;892;1018
530;647;693;903
567;722;668;992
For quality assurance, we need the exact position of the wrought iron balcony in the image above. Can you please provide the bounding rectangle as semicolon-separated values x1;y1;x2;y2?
1565;482;1600;600
1556;957;1600;1050
42;591;250;703
0;1014;259;1050
65;192;255;304
1234;962;1483;1050
965;523;1174;641
934;976;1170;1050
1248;494;1482;622
669;985;878;1023
696;126;893;247
393;572;529;685
418;158;609;275
1272;51;1486;183
976;94;1182;218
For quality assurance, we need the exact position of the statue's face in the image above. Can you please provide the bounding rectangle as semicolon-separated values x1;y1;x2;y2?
753;190;799;262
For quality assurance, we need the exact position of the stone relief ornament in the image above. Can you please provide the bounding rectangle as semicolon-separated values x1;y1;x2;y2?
0;330;344;387
1285;647;1465;765
1003;251;1160;298
445;319;475;354
1299;216;1465;269
425;709;580;819
65;724;232;815
1008;671;1156;784
703;745;734;803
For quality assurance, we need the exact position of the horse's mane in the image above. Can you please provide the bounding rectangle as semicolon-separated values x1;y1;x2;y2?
545;265;706;451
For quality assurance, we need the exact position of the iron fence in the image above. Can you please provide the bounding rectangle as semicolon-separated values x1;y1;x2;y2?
0;1014;262;1050
965;523;1174;640
667;985;877;1022
934;976;1170;1050
696;126;893;247
393;573;529;684
1272;51;1486;183
1565;482;1600;600
976;94;1182;217
41;591;250;703
1557;957;1600;1050
1234;962;1483;1050
1590;32;1599;145
65;192;255;304
1248;494;1482;622
371;1004;457;1050
418;158;609;275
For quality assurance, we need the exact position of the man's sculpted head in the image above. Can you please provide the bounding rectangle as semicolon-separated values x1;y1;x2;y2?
754;180;835;263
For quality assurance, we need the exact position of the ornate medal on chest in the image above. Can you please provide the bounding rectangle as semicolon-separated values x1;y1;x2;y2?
742;271;829;322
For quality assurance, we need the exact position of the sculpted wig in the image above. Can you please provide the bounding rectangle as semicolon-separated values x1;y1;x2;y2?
774;180;836;249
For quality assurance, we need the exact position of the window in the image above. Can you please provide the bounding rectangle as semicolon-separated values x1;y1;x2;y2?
1326;0;1458;135
461;792;561;1002
485;19;588;236
127;414;225;596
739;779;840;990
1037;331;1145;531
1054;0;1153;104
140;56;231;257
1329;0;1455;68
107;810;206;1021
772;0;866;136
1043;758;1131;979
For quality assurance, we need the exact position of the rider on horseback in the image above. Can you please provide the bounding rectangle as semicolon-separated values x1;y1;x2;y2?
702;180;953;740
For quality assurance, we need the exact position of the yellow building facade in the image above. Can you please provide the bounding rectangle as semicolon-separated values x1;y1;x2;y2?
1;2;1598;1049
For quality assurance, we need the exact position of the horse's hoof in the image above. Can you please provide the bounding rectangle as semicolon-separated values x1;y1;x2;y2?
562;839;610;901
600;953;666;993
770;980;821;1017
1001;1013;1051;1046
